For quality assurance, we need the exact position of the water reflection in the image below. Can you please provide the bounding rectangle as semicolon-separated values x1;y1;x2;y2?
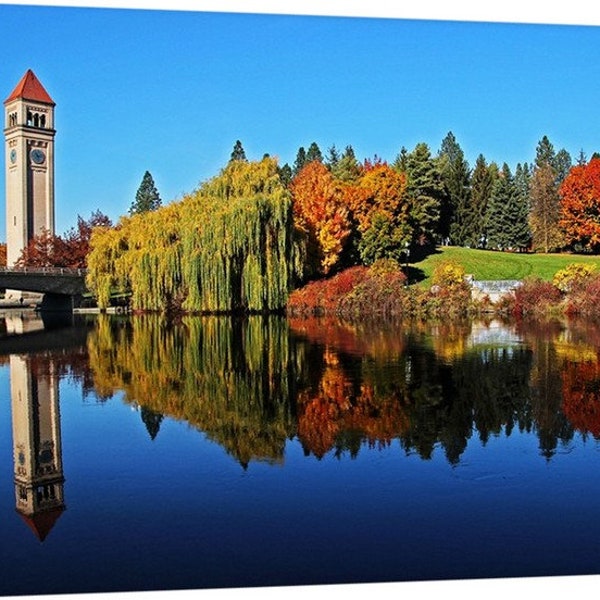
4;312;600;592
1;311;94;542
84;314;600;465
87;315;296;467
11;352;65;541
5;313;600;482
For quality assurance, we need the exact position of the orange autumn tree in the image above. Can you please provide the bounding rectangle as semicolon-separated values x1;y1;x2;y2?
559;157;600;252
344;161;410;265
561;360;600;439
290;160;352;277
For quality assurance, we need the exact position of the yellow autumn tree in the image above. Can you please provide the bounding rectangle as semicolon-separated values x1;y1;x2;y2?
87;156;302;313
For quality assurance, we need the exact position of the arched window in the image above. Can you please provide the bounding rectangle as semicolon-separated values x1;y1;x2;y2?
26;111;33;126
40;114;46;128
33;113;39;128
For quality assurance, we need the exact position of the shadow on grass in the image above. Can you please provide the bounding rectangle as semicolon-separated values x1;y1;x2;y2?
410;244;442;263
403;266;426;285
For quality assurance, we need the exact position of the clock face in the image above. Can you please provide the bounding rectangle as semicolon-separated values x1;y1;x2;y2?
30;148;45;165
9;149;16;164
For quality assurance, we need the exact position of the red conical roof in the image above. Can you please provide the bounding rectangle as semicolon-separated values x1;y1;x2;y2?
17;506;65;542
5;69;55;106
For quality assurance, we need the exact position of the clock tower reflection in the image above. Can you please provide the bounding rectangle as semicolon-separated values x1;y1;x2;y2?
10;351;65;541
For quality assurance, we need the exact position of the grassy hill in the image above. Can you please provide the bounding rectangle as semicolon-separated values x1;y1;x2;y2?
412;247;600;284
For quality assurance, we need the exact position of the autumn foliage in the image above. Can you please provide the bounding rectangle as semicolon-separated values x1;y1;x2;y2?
290;160;352;276
561;360;600;439
15;211;112;269
559;157;600;252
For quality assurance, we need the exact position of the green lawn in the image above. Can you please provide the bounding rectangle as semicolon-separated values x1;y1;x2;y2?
412;246;600;284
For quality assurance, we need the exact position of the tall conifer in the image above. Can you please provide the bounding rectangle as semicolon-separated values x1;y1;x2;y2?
129;171;162;215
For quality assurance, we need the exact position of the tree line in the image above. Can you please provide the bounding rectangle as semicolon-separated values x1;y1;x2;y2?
83;313;600;465
10;133;600;312
282;133;599;264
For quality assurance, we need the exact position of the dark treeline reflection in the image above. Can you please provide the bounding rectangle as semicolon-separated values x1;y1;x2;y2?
78;314;600;467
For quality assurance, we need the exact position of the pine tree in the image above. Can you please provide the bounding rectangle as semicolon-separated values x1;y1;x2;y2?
403;142;443;247
129;171;162;215
535;135;555;169
141;407;163;441
470;154;497;248
486;164;530;251
293;146;307;175
331;145;361;182
306;141;323;163
437;132;471;245
325;144;340;170
534;135;572;185
229;139;247;162
554;149;572;185
277;163;293;188
513;163;532;249
392;146;409;172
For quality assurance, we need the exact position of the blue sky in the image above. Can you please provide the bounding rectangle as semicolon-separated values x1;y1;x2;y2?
2;1;600;237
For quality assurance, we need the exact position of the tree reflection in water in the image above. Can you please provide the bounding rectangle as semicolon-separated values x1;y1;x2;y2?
79;314;600;467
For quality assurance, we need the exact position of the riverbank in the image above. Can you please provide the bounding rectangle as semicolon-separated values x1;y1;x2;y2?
286;259;600;321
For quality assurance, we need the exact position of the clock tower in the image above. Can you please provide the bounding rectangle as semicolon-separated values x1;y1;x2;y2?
4;69;56;267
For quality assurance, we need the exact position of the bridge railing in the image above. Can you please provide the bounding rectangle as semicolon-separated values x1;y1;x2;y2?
0;266;88;276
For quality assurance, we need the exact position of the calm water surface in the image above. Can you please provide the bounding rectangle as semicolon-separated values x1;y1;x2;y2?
2;312;600;595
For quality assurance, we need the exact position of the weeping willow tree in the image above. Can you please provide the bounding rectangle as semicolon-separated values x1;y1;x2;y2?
86;157;303;313
87;314;297;465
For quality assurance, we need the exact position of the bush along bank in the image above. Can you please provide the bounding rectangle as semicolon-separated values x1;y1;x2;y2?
286;260;600;321
286;259;473;320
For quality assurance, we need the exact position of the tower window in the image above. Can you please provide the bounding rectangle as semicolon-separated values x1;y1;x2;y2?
26;111;33;126
8;112;17;127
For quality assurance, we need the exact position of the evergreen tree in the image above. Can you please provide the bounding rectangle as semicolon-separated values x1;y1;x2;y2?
554;148;572;185
535;135;572;185
437;132;471;245
306;141;323;163
470;154;497;248
325;144;340;170
577;150;588;166
129;171;162;215
277;163;293;188
486;163;530;251
331;145;361;182
514;162;532;203
392;146;409;173
229;139;247;162
403;143;444;247
293;146;307;175
141;407;163;440
535;135;555;169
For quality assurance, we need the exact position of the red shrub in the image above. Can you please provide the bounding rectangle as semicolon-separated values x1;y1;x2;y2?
512;278;562;317
286;266;370;315
565;274;600;318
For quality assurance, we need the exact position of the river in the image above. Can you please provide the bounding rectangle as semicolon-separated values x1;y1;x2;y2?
1;311;600;595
